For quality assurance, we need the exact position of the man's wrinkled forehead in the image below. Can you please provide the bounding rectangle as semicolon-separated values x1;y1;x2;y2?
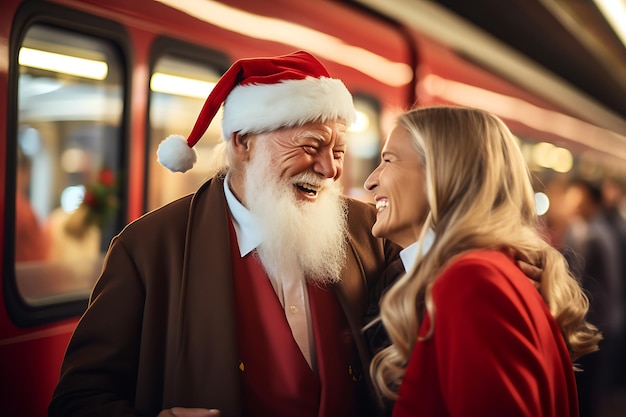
273;118;348;141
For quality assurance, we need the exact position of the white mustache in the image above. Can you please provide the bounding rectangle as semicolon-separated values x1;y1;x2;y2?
289;171;333;190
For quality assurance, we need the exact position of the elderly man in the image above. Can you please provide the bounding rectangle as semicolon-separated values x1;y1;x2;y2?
49;50;400;417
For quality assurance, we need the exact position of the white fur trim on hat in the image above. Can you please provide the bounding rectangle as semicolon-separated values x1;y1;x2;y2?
157;134;198;173
221;76;356;139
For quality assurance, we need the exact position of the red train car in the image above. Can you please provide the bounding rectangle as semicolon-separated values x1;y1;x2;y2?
1;1;625;416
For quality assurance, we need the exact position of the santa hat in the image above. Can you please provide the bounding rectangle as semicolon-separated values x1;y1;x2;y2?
157;50;356;173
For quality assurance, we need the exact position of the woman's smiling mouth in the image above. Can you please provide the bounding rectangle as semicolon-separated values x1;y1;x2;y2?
376;199;389;211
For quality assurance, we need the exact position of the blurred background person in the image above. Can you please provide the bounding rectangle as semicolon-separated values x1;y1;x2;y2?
601;176;626;397
562;177;625;417
15;147;50;262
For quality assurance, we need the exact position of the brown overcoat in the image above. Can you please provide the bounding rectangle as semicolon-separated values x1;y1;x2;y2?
49;175;399;417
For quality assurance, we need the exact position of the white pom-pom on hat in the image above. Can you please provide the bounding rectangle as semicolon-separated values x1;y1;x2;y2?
157;50;356;173
157;134;197;173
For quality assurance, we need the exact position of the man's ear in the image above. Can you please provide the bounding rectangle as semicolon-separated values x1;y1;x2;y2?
231;132;251;161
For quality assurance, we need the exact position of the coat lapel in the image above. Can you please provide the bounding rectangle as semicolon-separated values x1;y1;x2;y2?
171;176;242;415
332;200;387;416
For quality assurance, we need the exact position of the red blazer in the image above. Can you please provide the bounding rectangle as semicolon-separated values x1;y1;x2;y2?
393;250;578;417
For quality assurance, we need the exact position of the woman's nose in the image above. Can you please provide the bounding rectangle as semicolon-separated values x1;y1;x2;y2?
364;166;380;191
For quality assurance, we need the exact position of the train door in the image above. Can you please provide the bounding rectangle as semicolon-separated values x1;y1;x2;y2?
1;3;129;416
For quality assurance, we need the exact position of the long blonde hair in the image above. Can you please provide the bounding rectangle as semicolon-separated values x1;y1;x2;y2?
370;106;601;399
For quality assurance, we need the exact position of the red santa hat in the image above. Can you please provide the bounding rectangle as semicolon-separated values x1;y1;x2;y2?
157;50;357;173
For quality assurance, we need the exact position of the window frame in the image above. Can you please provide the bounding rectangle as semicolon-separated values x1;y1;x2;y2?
144;37;230;213
4;1;132;327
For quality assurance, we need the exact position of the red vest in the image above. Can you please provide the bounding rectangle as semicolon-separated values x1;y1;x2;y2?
229;221;357;417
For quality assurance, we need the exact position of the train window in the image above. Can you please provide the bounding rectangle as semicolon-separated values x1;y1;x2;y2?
147;54;224;211
13;24;124;307
345;95;383;202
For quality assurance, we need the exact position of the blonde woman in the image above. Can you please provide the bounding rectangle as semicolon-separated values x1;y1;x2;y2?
364;106;601;417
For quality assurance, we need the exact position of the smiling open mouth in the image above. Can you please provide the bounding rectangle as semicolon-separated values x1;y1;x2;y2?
295;182;320;197
376;200;388;211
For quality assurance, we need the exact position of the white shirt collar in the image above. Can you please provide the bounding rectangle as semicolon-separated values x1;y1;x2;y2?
400;228;435;272
223;174;263;257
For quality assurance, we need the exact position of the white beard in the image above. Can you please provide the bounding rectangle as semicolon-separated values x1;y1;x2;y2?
243;144;348;285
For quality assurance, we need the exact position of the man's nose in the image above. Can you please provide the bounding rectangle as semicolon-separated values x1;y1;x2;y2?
314;150;339;179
